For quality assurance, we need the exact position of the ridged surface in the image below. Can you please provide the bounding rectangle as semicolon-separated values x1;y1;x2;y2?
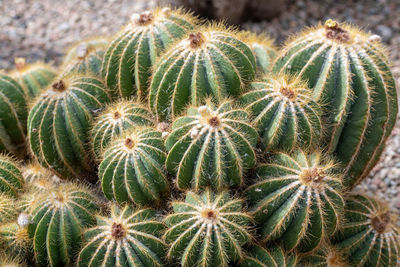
91;101;154;158
28;75;111;179
78;205;166;267
27;184;99;267
239;75;321;151
246;150;344;252
332;194;400;267
0;73;28;155
102;8;195;100
272;21;398;188
22;161;52;184
165;101;258;191
0;156;23;197
0;194;17;223
149;28;256;121
99;127;168;205
239;245;298;267
300;246;348;267
164;190;252;267
0;221;31;258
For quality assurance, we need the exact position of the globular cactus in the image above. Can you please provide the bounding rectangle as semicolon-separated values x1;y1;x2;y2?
0;194;17;223
0;73;28;156
27;183;99;267
0;253;25;267
10;57;56;99
0;155;23;197
239;75;321;151
102;7;196;100
239;245;298;267
332;194;400;267
0;213;32;258
21;161;53;185
272;20;398;189
62;38;108;76
91;100;154;159
164;190;252;267
246;150;344;252
77;205;166;267
28;75;111;179
99;127;169;206
165;101;258;191
149;25;256;121
300;245;348;267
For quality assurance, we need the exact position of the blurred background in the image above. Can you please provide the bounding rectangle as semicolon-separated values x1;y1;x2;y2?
1;0;399;214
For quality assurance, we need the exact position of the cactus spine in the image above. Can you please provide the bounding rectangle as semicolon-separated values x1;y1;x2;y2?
102;7;195;100
0;214;31;258
164;190;252;267
240;245;298;267
272;20;398;189
300;245;348;267
0;155;23;197
165;101;258;191
0;194;17;223
77;205;166;267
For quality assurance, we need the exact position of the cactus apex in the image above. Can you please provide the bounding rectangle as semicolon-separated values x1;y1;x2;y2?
14;57;26;70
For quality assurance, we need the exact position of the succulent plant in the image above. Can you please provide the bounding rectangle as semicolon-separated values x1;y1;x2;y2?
21;161;53;185
0;253;25;267
27;183;99;267
165;101;258;191
272;20;398;189
300;245;348;267
91;100;154;159
149;25;256;121
164;190;252;267
99;127;169;206
0;155;23;197
239;245;298;267
0;194;17;223
332;194;400;267
239;75;321;151
246;150;344;252
0;213;32;258
28;75;111;179
77;205;166;267
0;73;28;156
102;7;196;100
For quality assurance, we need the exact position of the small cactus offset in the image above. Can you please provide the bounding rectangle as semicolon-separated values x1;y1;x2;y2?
102;7;196;100
272;20;398;189
0;194;17;223
0;155;23;197
164;190;252;267
165;101;258;191
99;127;169;205
21;161;53;185
246;150;344;252
77;205;166;267
149;25;256;121
239;245;298;267
239;75;322;151
332;194;400;267
91;100;154;158
28;75;111;179
0;213;32;258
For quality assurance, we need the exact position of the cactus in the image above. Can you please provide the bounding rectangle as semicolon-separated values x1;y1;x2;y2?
62;38;108;76
0;194;17;223
21;161;53;185
165;101;258;191
10;57;56;99
91;100;154;159
164;190;252;267
0;155;23;197
0;253;25;267
246;150;344;252
272;20;398;189
27;183;99;267
99;127;169;206
239;75;322;151
102;7;196;100
239;245;298;267
28;75;111;179
77;205;166;267
150;25;256;121
332;194;400;267
300;245;348;267
0;214;32;258
0;73;28;156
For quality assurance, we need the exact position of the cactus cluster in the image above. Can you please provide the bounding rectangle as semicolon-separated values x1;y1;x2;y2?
0;6;398;267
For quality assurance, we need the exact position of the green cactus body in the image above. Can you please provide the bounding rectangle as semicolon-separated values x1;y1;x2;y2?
0;156;23;197
28;76;111;179
332;194;400;267
246;150;344;252
99;127;168;206
62;38;108;76
272;20;398;188
102;7;195;100
0;214;31;258
300;245;348;267
165;101;258;191
27;183;99;267
149;26;256;121
0;73;28;155
164;190;252;267
240;245;298;267
91;101;154;159
0;194;17;223
77;205;166;267
239;75;321;151
11;58;56;99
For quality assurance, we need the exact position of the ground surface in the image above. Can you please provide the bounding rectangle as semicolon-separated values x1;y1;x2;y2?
0;0;399;215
